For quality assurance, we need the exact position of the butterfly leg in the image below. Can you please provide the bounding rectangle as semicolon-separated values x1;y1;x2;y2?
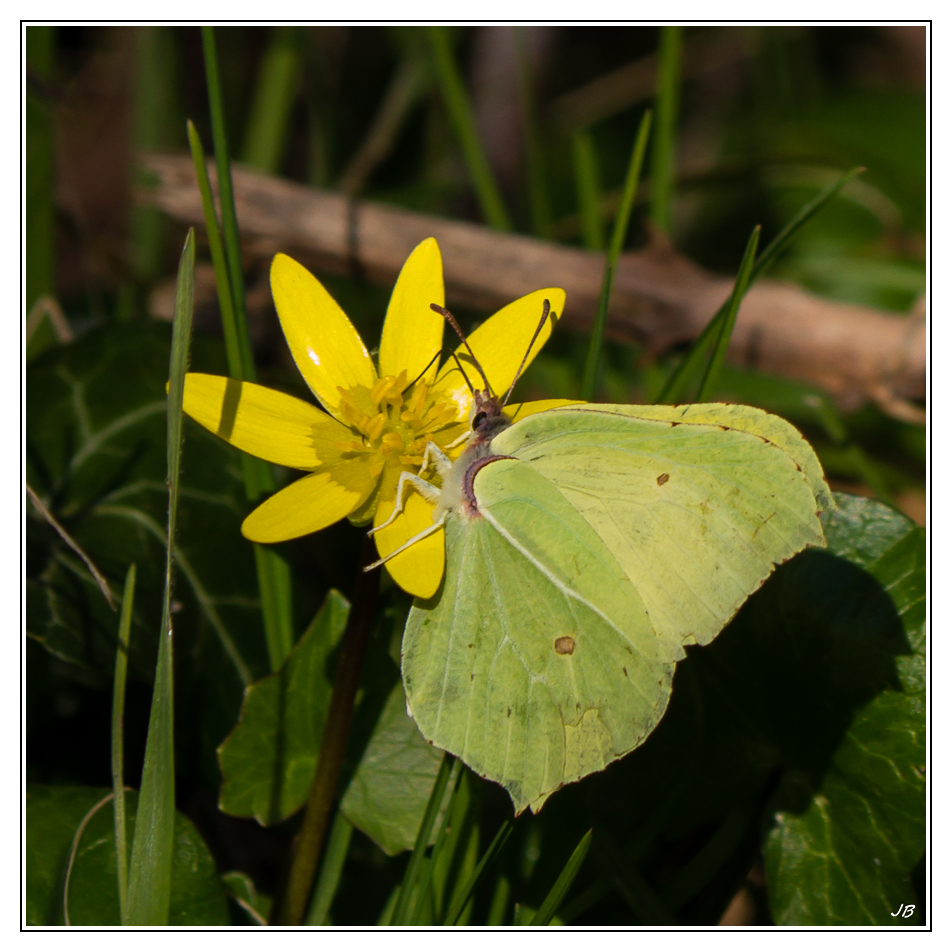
419;441;452;478
364;511;448;571
443;429;472;451
366;470;440;537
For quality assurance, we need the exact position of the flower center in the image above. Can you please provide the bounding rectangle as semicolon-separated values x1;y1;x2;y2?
334;370;463;478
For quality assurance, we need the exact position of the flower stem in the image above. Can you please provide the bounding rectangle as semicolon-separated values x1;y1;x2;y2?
272;536;381;925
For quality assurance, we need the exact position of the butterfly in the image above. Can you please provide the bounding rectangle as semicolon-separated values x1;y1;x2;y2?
370;302;834;815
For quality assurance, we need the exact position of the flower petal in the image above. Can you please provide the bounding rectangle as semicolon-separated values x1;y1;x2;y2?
379;237;445;384
505;398;585;423
183;373;351;470
270;254;376;416
373;468;445;599
432;287;566;419
242;457;375;543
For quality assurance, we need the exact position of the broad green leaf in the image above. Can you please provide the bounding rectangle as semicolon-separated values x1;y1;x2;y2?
763;496;925;926
340;680;450;855
218;590;350;824
25;786;228;926
26;323;265;781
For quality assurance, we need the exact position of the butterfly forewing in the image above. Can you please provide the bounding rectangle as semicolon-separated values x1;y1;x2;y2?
492;403;829;649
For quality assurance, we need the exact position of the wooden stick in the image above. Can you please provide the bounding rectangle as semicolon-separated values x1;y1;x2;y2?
138;152;925;420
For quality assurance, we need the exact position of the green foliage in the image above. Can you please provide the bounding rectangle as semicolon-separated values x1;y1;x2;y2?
764;497;925;925
340;680;451;855
218;590;350;824
26;322;265;791
25;786;228;926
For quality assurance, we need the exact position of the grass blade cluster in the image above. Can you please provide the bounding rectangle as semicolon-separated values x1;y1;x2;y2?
530;828;593;925
197;28;295;670
426;26;512;232
390;752;456;925
443;819;513;925
655;165;865;405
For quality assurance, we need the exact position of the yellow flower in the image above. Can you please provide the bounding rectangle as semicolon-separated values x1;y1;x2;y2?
182;237;567;598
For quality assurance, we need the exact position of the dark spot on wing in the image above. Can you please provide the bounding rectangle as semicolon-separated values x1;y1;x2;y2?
622;666;628;678
507;707;511;717
468;643;473;648
656;473;670;486
555;636;576;655
719;424;729;430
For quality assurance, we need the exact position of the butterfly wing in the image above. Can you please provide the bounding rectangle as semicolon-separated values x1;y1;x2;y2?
402;458;678;815
492;403;831;649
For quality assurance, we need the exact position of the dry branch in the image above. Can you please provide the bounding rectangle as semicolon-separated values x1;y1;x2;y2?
139;153;925;421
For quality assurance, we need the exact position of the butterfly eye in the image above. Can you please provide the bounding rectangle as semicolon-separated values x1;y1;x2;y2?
473;411;487;428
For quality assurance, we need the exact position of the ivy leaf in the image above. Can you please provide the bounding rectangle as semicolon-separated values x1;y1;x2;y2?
25;785;228;926
763;496;925;926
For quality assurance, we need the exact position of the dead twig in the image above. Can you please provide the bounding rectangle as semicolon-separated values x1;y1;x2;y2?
138;152;925;418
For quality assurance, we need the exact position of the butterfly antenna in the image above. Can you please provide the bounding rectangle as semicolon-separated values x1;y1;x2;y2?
430;303;493;394
451;352;475;395
502;299;551;407
403;349;442;394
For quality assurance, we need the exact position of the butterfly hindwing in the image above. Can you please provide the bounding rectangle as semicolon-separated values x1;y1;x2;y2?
492;403;829;649
402;458;676;815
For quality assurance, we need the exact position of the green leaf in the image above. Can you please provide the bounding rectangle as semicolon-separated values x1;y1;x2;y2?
25;786;228;926
222;870;271;925
26;322;265;777
126;230;195;926
218;591;351;824
340;680;451;855
530;829;593;925
764;497;925;926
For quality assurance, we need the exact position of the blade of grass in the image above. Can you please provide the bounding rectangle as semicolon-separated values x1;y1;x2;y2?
660;804;754;912
529;828;593;926
390;751;456;926
514;27;552;239
26;483;114;609
425;25;512;231
304;810;353;925
694;224;760;403
571;129;605;251
408;766;465;924
112;563;136;924
580;109;652;401
126;229;194;926
338;47;428;196
241;26;302;175
486;875;511;926
649;25;682;235
188;120;294;668
63;793;115;925
592;827;678;925
443;819;512;925
654;165;865;405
